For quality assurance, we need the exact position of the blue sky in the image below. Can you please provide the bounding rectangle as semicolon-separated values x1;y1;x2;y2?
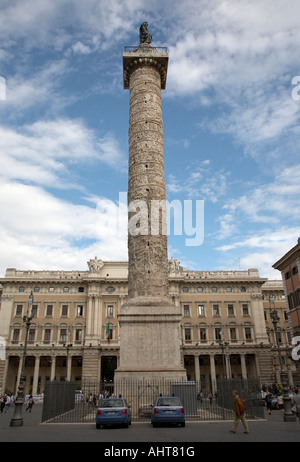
0;0;300;279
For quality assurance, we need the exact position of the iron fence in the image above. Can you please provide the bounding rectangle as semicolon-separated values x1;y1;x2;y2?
41;378;264;423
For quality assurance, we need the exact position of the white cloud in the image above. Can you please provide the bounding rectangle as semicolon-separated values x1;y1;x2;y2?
0;179;127;276
163;0;300;164
220;164;300;227
1;58;72;118
0;0;142;52
212;162;300;277
0;119;126;188
167;162;229;202
71;41;92;55
215;227;300;279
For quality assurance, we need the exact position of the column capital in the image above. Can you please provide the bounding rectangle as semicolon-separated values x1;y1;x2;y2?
123;46;168;89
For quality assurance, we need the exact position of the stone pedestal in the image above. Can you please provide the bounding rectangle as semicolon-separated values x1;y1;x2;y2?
115;299;186;381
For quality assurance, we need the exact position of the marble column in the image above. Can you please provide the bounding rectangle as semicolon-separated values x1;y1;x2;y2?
115;30;186;382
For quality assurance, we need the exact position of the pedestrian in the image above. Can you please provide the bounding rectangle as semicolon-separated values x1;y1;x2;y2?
214;391;218;405
292;388;300;424
4;394;11;413
230;390;249;434
26;395;34;412
277;393;284;414
265;389;273;415
88;393;94;408
0;393;6;413
0;394;5;413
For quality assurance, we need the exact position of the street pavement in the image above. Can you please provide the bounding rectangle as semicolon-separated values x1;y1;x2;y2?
1;403;299;446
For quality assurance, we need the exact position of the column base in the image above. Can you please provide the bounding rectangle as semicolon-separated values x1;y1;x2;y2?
116;299;186;382
114;368;187;382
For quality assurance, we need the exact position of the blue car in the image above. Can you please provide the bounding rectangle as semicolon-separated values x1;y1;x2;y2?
96;397;131;429
151;396;185;427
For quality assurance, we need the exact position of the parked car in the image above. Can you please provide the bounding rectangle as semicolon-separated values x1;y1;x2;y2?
96;397;131;429
151;396;185;427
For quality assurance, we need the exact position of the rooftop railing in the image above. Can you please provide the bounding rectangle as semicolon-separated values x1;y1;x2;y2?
124;46;168;53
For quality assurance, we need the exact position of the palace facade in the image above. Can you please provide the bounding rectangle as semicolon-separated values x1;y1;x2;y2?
0;257;298;395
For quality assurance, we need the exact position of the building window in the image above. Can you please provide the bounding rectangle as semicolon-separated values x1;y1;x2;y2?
242;304;249;316
288;293;294;310
226;286;232;292
19;286;25;292
240;286;246;292
106;287;115;293
292;265;298;275
184;328;191;342
76;305;83;317
63;287;69;293
285;271;291;280
12;329;20;344
44;329;51;344
59;328;67;344
107;305;114;318
230;327;237;342
214;327;222;341
212;287;217;292
183;304;190;317
198;304;205;317
200;327;207;343
104;325;113;341
227;304;235;316
182;287;189;293
296;290;300;307
49;287;55;292
15;305;23;317
244;326;252;342
78;287;85;293
213;304;220;316
34;287;40;293
197;287;203;292
28;328;36;344
31;304;38;317
75;329;82;344
61;305;68;317
46;305;53;317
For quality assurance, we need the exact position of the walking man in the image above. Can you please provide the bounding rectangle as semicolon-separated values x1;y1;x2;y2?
230;390;249;434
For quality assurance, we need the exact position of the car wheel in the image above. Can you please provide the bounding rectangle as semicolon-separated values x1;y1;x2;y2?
181;422;185;427
124;421;129;428
96;424;101;429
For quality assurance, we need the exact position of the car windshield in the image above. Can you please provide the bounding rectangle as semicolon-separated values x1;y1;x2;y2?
100;399;124;408
156;398;181;407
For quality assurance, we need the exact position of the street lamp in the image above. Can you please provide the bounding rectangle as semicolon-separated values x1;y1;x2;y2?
269;294;296;422
219;329;229;379
10;291;35;427
63;329;72;381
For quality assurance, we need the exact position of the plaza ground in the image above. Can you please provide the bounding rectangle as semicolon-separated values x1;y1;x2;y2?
0;402;299;444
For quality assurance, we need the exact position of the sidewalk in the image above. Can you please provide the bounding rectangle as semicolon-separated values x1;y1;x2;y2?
1;403;299;443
